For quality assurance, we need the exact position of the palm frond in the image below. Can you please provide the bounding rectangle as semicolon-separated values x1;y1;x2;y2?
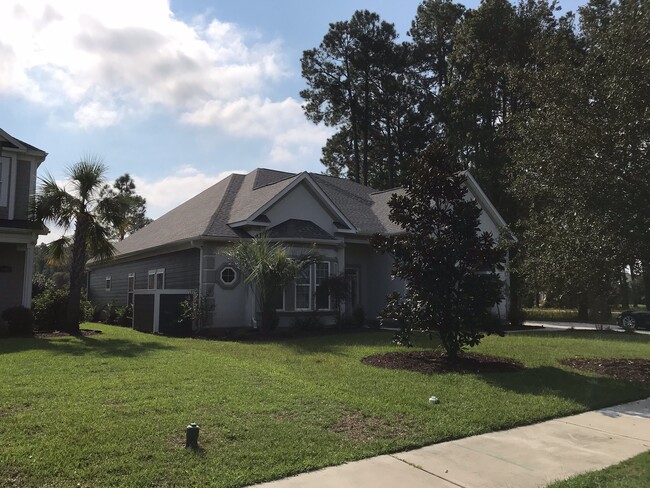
85;218;116;262
67;155;108;202
34;173;77;228
47;236;72;265
96;193;131;228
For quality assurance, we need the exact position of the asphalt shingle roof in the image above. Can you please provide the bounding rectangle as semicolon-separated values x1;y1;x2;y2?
112;168;401;257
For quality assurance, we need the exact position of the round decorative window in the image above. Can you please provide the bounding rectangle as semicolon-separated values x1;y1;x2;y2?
220;266;237;285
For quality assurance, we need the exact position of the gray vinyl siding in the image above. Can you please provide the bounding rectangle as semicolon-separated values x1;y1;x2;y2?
0;158;11;219
88;248;200;307
14;160;32;220
0;243;25;313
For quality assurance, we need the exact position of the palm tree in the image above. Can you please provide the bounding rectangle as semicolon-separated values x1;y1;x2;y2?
35;157;125;334
226;235;317;334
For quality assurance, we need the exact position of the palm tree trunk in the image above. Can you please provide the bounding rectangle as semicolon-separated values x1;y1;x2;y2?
66;215;89;334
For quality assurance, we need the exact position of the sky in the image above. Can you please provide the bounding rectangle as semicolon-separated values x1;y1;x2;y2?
0;0;584;242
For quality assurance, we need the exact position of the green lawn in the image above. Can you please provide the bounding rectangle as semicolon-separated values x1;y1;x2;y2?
547;451;650;488
1;326;649;487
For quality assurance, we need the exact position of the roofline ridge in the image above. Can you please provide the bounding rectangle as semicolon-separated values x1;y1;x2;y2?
252;172;298;190
203;173;244;235
370;186;403;195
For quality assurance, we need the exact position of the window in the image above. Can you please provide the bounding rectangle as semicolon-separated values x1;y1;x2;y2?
295;265;311;310
105;276;112;291
315;262;330;310
294;261;331;311
271;285;285;311
127;273;135;306
220;266;237;285
148;268;165;289
0;156;9;207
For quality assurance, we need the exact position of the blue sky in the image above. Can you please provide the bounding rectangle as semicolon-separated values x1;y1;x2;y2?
0;0;584;233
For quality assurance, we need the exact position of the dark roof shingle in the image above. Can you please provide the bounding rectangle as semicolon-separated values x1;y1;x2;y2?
112;168;402;257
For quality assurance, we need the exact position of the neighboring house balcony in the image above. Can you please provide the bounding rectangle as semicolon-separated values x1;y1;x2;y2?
0;129;48;314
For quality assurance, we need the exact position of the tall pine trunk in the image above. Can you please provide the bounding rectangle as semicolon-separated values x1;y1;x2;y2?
643;260;650;310
577;292;589;321
620;271;629;309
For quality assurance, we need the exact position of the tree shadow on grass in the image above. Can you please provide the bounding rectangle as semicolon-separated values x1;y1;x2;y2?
270;329;392;356
0;335;176;358
480;365;650;410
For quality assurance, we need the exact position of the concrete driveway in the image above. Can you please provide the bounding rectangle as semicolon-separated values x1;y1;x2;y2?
522;321;650;336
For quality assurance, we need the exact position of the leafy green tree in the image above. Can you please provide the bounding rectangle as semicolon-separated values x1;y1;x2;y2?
509;0;650;314
34;158;123;334
226;236;316;334
372;144;506;358
100;173;152;241
301;10;425;188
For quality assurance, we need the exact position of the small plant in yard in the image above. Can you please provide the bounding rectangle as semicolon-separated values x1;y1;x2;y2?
372;144;507;359
178;290;211;329
32;287;93;331
226;235;317;334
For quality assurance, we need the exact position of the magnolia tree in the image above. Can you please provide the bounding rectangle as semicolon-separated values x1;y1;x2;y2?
372;144;506;358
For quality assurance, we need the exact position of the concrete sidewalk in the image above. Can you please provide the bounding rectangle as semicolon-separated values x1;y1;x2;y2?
254;398;650;488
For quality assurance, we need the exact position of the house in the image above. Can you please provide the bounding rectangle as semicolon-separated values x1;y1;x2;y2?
0;129;48;314
86;168;512;333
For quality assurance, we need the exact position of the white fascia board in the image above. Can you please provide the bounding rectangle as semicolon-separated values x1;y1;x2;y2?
0;128;48;160
0;230;40;244
464;171;517;242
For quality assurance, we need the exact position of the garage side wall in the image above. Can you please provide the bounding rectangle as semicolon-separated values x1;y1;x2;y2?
88;248;200;307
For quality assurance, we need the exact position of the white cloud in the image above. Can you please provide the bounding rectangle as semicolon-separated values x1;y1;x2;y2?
131;167;244;218
37;167;242;245
0;0;328;167
73;101;121;128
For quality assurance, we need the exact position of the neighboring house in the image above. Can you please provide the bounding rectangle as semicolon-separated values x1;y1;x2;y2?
87;168;512;333
0;129;48;314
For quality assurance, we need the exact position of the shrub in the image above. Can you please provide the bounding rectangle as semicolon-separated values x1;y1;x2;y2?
293;313;322;331
1;306;34;337
32;288;93;331
32;273;54;298
101;303;131;326
352;307;365;327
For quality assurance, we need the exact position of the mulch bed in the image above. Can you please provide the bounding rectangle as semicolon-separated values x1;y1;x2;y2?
34;329;102;338
362;350;524;375
559;357;650;384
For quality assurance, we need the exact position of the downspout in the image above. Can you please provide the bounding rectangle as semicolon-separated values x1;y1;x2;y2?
190;240;203;330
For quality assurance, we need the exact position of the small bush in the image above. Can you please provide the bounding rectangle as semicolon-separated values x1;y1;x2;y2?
32;288;68;331
293;313;323;331
32;288;93;331
352;307;365;327
1;306;34;337
102;303;131;326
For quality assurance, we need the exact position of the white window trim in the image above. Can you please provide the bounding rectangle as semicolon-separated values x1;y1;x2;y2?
148;268;165;290
127;272;135;305
294;265;312;311
314;261;331;311
220;266;237;285
105;276;112;291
